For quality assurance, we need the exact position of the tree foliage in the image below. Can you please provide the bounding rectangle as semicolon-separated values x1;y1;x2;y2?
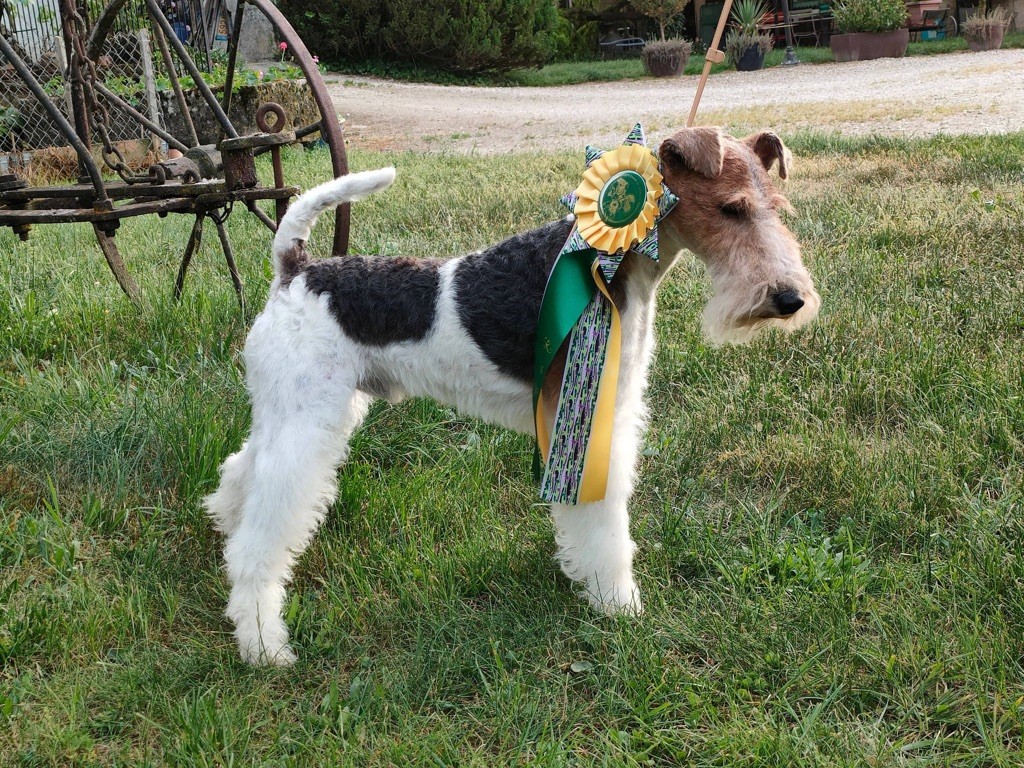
632;0;692;41
277;0;559;74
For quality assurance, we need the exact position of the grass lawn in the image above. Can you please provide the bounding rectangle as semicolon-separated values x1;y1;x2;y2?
3;131;1024;765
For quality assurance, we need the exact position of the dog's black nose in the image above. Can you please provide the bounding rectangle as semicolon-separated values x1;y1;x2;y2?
772;290;804;317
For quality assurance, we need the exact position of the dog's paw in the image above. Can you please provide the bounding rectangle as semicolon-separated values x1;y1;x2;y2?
584;579;643;617
235;619;297;666
238;637;297;667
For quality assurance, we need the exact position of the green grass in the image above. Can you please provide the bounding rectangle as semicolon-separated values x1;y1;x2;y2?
3;132;1024;765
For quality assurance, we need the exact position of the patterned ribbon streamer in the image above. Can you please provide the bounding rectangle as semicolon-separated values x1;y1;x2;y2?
533;124;678;505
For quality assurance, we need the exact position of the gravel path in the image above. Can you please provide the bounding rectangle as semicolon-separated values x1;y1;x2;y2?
326;49;1024;153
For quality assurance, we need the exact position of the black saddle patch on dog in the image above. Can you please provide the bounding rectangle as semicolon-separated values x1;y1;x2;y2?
453;219;574;383
303;255;441;346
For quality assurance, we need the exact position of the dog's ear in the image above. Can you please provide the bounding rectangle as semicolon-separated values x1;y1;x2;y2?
659;128;724;179
744;130;789;180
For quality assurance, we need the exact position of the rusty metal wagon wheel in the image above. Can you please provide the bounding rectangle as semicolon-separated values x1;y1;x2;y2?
0;0;350;306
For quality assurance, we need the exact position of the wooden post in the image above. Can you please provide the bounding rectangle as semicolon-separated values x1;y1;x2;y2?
687;0;735;127
137;29;162;154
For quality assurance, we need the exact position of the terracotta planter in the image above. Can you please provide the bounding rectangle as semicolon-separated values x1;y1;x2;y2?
904;0;943;27
736;45;766;71
966;22;1008;51
830;28;909;62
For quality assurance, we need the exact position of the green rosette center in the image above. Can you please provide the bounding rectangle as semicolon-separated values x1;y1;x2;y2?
597;170;647;228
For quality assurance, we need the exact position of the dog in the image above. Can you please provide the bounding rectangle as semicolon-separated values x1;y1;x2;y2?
204;127;821;665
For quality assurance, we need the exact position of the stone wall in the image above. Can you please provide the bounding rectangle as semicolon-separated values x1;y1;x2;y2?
158;80;320;146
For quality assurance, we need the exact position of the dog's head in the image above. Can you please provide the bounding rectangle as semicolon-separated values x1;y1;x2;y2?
657;127;820;344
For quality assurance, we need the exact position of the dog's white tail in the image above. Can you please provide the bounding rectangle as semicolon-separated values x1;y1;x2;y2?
272;167;396;278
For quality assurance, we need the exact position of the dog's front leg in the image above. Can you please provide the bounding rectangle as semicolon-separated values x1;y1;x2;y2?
549;390;647;615
548;295;657;615
550;496;642;615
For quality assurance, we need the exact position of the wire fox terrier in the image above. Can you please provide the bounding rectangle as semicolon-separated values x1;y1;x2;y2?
205;127;821;665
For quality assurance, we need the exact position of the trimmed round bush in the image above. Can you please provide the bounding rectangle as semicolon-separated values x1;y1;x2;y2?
833;0;908;33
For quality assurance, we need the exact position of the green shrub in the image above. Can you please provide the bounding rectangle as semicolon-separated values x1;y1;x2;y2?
278;0;559;74
550;9;601;60
833;0;908;33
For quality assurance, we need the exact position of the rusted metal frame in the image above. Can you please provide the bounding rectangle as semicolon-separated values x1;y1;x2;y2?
174;214;204;300
0;31;110;209
85;0;132;59
94;82;190;153
147;17;201;148
94;224;142;303
254;103;289;223
251;121;323;159
200;186;296;205
0;185;296;227
2;180;295;204
246;0;350;255
270;146;287;223
174;212;244;308
144;0;238;140
220;1;246;121
0;197;198;224
211;214;244;308
245;200;277;233
59;0;95;186
1;180;224;201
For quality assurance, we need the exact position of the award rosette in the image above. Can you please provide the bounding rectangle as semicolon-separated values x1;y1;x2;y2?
534;124;678;505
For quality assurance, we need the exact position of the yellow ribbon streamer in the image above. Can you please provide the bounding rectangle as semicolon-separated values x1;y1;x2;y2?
578;260;623;503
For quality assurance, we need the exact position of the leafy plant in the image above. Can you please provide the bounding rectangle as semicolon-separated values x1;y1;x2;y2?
0;106;25;142
832;0;908;33
633;0;692;41
730;0;770;36
724;29;773;65
152;60;306;97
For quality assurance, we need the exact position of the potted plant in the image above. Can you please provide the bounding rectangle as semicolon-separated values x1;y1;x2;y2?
641;38;694;76
724;0;773;71
830;0;910;61
963;0;1010;51
634;0;693;76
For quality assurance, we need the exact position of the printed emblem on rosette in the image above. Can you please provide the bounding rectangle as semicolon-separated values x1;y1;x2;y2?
573;142;664;255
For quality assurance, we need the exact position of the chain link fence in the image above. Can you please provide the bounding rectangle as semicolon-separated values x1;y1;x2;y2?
1;0;209;175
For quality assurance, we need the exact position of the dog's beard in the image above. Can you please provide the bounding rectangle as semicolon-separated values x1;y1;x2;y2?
702;280;821;346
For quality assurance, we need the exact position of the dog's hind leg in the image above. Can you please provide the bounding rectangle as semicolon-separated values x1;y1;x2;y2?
204;441;254;537
223;388;372;665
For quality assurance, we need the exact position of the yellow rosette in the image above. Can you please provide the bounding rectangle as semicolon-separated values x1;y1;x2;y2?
572;143;664;255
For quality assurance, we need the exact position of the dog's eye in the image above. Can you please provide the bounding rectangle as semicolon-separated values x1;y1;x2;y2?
720;203;746;219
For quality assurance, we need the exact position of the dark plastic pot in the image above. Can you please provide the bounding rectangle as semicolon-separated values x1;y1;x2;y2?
829;28;909;62
736;45;765;71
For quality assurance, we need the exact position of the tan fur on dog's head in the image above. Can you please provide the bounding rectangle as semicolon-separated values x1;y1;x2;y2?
657;127;820;344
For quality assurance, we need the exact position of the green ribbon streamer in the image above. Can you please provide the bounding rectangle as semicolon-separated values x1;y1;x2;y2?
532;243;599;481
